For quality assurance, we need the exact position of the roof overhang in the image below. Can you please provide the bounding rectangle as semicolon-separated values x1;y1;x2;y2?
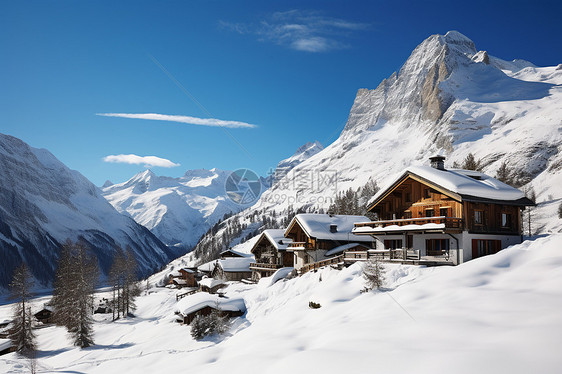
367;171;462;212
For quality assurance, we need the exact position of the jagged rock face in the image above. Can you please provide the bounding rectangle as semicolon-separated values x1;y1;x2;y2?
190;30;562;262
0;134;174;287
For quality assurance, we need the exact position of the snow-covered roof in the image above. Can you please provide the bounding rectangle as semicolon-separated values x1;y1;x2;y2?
198;256;254;273
286;214;373;242
180;268;196;274
0;338;11;351
263;229;293;250
325;243;370;257
220;248;251;258
353;222;446;234
369;165;530;208
198;277;226;289
173;279;188;285
176;293;246;316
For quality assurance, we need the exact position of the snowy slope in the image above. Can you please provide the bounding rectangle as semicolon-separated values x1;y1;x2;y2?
191;31;561;260
1;234;560;373
102;168;248;250
0;134;174;287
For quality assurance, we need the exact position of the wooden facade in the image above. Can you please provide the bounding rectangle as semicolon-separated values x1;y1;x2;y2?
367;176;522;236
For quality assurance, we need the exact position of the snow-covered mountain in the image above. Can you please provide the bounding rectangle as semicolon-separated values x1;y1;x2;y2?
275;141;324;174
102;168;248;250
190;30;562;261
0;134;175;287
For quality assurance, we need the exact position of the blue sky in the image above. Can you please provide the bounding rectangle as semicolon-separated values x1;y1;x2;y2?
1;0;560;186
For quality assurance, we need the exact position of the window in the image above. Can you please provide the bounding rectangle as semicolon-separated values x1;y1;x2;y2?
501;213;512;228
426;239;449;256
472;239;501;258
474;210;483;225
384;239;403;250
404;211;412;219
439;208;449;217
425;209;435;217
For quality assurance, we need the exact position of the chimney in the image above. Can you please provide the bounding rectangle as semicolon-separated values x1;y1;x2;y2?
429;155;446;171
330;224;338;233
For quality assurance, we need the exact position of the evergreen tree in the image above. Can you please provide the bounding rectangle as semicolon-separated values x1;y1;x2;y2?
362;258;385;291
461;153;483;171
9;263;36;356
495;161;513;186
558;201;562;219
52;240;98;348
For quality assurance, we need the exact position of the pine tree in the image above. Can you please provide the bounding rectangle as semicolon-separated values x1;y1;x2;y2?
52;241;98;348
495;161;513;186
9;263;36;356
462;153;483;171
363;258;385;291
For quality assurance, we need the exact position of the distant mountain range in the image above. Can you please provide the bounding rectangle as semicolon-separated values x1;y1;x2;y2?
0;134;175;287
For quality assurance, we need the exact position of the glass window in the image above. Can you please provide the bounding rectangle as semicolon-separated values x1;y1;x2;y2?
425;209;435;217
439;208;449;217
501;213;512;228
474;210;483;224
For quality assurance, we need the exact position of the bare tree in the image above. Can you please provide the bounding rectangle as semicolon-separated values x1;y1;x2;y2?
9;263;36;356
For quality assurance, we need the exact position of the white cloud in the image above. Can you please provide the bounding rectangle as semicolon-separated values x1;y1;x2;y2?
221;10;368;53
97;113;257;129
103;154;180;168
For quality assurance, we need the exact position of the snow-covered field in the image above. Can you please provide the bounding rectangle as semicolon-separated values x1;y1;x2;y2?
1;234;561;373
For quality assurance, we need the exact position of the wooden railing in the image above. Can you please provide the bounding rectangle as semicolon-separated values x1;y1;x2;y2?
176;288;199;301
299;254;344;274
344;249;422;262
249;263;283;270
287;242;310;249
354;216;463;230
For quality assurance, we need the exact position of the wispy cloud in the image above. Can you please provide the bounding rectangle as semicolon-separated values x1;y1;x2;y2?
97;113;257;129
220;10;369;53
103;154;180;168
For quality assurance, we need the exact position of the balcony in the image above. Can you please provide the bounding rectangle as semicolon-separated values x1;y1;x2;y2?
353;216;463;234
287;242;312;249
249;263;282;271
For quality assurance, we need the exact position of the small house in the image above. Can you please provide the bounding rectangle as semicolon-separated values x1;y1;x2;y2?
199;277;227;294
198;257;254;282
175;292;246;325
34;305;53;324
284;214;375;271
250;229;294;280
169;267;198;288
352;156;534;264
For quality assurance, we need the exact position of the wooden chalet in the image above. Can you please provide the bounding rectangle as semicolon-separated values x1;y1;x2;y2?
198;257;254;282
249;229;294;280
169;267;198;288
34;305;53;324
175;293;246;325
353;156;534;264
219;249;246;259
285;214;375;271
